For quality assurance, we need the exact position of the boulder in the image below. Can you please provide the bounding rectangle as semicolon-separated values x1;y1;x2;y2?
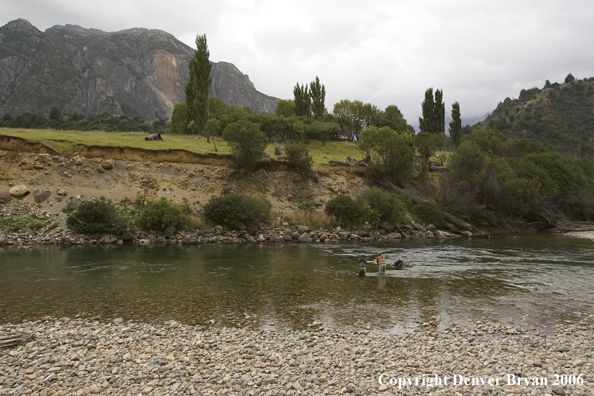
101;159;114;170
65;196;81;210
295;189;313;200
0;191;12;203
379;222;395;232
103;235;118;244
33;191;51;203
297;225;310;233
9;185;30;198
298;233;312;243
338;231;350;240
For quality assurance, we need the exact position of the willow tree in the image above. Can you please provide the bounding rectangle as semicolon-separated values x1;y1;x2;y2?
185;34;211;137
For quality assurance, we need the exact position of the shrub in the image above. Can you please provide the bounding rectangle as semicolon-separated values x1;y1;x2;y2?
325;195;365;226
137;197;190;232
202;194;271;229
222;120;268;171
357;189;408;226
408;201;447;228
284;143;313;176
66;198;125;235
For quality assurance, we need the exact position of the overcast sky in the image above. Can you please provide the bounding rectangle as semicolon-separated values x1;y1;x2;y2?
2;0;594;126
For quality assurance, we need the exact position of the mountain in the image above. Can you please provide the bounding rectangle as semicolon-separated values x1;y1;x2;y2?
473;75;594;158
0;19;278;120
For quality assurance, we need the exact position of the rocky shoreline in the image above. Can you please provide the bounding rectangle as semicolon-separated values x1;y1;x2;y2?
0;200;468;248
1;317;592;396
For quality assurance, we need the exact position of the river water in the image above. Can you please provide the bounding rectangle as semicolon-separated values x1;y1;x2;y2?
1;234;593;333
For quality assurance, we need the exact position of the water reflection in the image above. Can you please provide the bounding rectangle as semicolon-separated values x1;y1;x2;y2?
1;234;593;332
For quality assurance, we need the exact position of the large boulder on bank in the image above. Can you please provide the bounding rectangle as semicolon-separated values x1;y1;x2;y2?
9;185;30;198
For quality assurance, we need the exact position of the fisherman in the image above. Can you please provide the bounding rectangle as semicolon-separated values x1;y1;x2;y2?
391;259;404;270
357;254;367;277
376;254;386;274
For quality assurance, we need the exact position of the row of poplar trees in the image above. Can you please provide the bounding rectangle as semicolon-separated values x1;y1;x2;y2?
419;88;462;147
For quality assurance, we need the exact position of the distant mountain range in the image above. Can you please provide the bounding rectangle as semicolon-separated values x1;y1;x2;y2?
0;19;278;120
474;75;594;158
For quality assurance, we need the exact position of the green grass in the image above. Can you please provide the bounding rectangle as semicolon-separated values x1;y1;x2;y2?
0;128;367;170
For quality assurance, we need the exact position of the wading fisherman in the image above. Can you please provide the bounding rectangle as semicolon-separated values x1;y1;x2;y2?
376;254;386;274
357;254;367;277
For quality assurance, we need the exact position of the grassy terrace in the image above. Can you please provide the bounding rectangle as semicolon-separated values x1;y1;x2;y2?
0;128;367;171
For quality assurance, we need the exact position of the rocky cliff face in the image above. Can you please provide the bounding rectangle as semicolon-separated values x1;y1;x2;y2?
0;19;278;119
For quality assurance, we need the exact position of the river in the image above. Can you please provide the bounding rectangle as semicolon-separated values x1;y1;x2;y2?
1;234;593;333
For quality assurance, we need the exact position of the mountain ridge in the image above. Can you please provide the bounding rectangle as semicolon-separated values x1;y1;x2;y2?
0;19;278;119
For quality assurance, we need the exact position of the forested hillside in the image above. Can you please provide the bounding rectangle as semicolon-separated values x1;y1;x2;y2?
474;75;594;158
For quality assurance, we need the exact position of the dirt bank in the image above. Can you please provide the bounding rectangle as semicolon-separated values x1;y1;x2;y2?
0;141;369;225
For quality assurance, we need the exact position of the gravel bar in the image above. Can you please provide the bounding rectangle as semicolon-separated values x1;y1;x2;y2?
1;317;593;396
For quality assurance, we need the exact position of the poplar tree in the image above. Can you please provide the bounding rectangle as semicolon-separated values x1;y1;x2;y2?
185;34;211;137
433;89;445;134
309;76;326;118
293;83;311;116
449;102;462;147
419;88;435;133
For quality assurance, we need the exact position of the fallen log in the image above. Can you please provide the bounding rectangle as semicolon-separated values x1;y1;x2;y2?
0;332;35;349
329;160;353;167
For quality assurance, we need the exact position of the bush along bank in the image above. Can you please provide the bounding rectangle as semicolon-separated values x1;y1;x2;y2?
0;201;464;247
1;186;477;247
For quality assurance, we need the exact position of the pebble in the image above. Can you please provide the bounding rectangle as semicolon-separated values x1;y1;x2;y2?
1;318;592;395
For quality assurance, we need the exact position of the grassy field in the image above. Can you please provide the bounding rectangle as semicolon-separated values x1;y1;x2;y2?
0;128;367;170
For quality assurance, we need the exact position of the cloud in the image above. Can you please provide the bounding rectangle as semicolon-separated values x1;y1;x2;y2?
2;0;594;126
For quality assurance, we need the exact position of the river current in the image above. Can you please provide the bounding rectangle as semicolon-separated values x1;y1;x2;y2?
1;234;593;333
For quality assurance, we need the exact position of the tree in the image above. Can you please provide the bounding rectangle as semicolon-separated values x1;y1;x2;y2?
275;99;295;117
449;102;462;147
564;73;575;83
415;132;436;179
185;34;211;137
170;101;189;134
293;83;311;116
284;143;313;176
434;89;445;134
205;118;221;151
49;107;62;121
383;105;408;132
333;99;382;141
222;120;268;170
359;126;414;182
309;76;326;118
419;88;435;133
